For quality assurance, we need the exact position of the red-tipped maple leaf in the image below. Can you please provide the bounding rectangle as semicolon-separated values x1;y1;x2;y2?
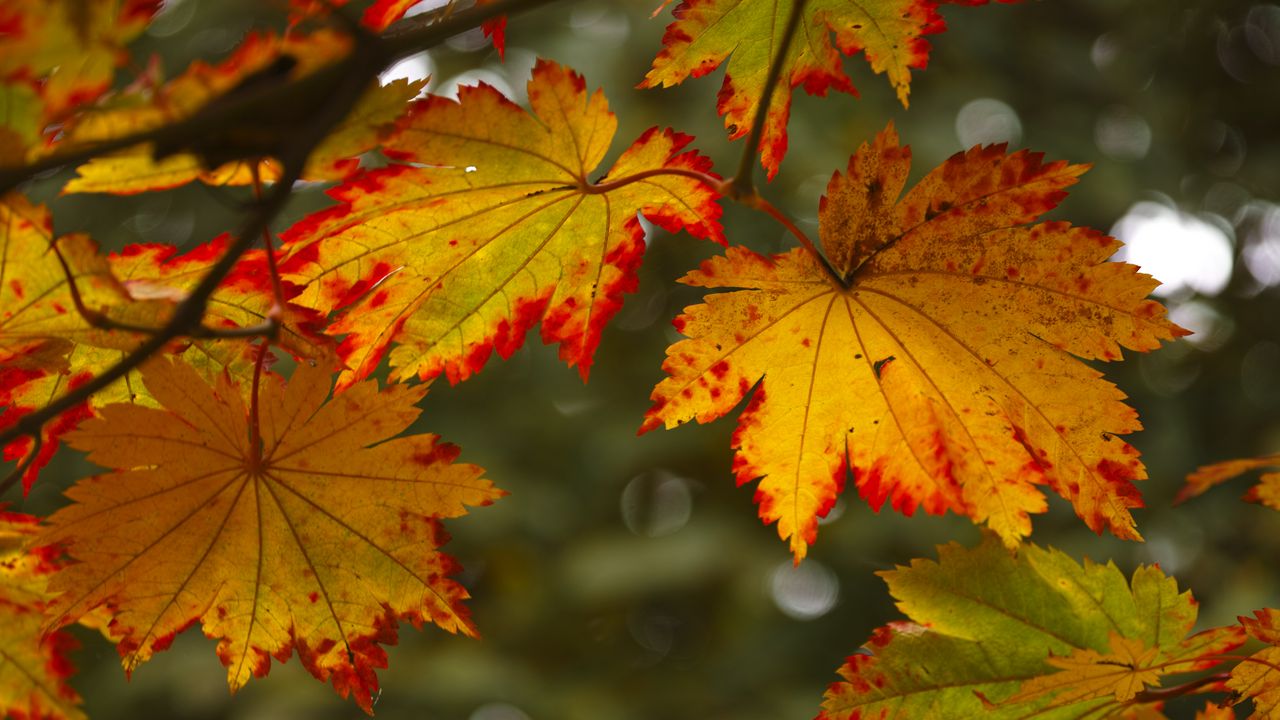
38;358;503;713
642;124;1183;559
281;59;723;388
642;0;1017;177
0;510;83;720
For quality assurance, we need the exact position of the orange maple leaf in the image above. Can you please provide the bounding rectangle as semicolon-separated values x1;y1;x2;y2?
0;510;82;720
642;0;1017;177
37;359;503;712
281;59;724;388
642;124;1183;559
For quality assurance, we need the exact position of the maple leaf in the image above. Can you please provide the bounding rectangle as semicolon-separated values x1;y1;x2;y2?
642;0;1017;176
0;510;83;720
641;123;1183;559
0;0;158;123
37;358;503;712
59;31;422;194
1225;609;1280;716
281;59;724;388
1177;454;1280;511
816;536;1246;720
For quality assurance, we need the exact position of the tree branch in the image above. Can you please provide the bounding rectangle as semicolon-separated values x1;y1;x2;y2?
0;0;562;195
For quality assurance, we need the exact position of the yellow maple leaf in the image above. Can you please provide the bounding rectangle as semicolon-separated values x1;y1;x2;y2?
642;123;1183;559
37;358;503;712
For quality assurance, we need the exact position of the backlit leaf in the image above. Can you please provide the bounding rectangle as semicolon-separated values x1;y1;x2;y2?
281;59;724;388
0;511;82;720
642;123;1183;559
38;358;503;713
1226;609;1280;716
642;0;1016;176
816;537;1245;720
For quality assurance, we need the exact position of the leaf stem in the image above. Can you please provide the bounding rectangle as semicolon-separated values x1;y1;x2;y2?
250;163;286;323
582;166;727;195
738;192;844;288
582;165;842;287
727;0;808;200
1130;672;1229;704
247;339;270;470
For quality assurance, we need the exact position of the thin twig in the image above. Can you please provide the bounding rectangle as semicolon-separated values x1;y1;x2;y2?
727;0;808;200
1130;672;1230;704
47;234;278;340
582;166;841;287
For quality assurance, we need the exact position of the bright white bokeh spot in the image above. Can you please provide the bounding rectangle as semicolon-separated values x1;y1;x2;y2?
955;98;1022;148
438;69;515;101
1091;33;1120;70
406;0;450;17
769;559;839;620
1248;4;1280;65
621;471;693;537
1112;201;1234;297
1169;299;1234;350
1094;107;1152;161
379;51;434;94
470;703;532;720
569;3;631;42
817;498;846;526
1244;202;1280;286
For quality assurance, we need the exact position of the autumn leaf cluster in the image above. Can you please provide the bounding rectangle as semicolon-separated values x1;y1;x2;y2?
1;1;1277;718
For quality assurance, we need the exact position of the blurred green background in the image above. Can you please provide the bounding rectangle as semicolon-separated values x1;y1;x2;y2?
11;0;1280;717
